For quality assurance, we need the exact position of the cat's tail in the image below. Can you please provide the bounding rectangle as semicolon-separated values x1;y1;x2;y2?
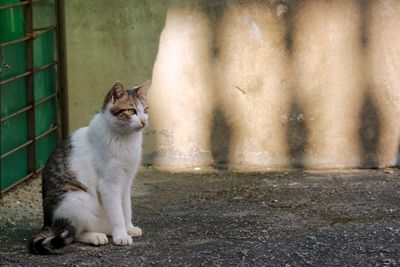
28;219;75;255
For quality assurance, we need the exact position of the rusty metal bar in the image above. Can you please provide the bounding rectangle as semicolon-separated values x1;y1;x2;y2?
0;166;44;194
0;1;29;10
0;26;55;48
0;0;46;10
32;0;48;4
0;36;32;48
0;124;58;159
1;91;58;123
34;25;57;34
0;140;33;159
1;93;58;158
1;172;33;194
35;93;57;106
0;0;45;10
0;70;31;85
35;125;58;140
0;60;57;85
34;25;57;40
55;0;69;138
25;0;36;181
34;61;57;73
0;105;33;123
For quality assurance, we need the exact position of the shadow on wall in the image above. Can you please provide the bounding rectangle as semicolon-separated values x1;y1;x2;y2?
145;0;400;171
211;108;232;169
286;99;308;169
360;93;381;168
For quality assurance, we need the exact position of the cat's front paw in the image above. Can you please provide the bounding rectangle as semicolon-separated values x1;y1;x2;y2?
127;226;142;237
77;232;108;246
112;233;133;246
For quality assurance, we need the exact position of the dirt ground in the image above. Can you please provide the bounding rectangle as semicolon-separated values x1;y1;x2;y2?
1;168;400;266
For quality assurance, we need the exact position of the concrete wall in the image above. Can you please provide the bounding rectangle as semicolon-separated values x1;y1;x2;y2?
214;1;291;170
64;0;169;130
292;0;365;168
64;0;400;170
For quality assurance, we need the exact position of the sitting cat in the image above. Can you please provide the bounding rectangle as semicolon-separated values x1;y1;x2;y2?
29;80;150;254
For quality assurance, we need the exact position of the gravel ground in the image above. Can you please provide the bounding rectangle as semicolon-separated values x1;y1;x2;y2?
1;168;400;266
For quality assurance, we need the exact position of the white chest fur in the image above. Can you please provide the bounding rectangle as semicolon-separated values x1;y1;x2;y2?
69;113;142;193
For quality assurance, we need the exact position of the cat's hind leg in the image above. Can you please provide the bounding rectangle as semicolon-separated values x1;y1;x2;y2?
54;191;111;246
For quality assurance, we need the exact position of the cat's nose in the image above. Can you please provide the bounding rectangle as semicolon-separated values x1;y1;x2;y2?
140;120;146;127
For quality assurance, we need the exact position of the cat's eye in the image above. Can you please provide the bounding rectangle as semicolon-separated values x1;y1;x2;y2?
144;107;149;114
128;108;137;115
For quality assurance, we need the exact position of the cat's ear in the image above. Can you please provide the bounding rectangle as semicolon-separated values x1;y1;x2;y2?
110;81;127;102
132;80;151;98
103;81;127;109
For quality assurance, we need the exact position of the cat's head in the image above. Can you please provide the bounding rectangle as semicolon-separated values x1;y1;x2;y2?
102;80;150;134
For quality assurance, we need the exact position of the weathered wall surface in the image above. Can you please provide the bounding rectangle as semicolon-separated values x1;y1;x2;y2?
64;0;168;130
366;0;400;168
65;0;400;170
292;0;365;168
214;1;290;170
148;7;215;168
64;0;172;162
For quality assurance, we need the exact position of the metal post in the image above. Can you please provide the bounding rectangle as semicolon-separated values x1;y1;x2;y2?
55;0;69;139
25;0;36;177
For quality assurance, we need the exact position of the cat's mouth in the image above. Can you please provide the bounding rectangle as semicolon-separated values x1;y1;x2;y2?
135;121;147;130
133;124;146;131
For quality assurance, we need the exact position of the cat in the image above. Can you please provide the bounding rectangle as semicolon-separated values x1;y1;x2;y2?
29;80;150;254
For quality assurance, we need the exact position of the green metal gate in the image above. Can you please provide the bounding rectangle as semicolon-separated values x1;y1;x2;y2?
0;0;67;193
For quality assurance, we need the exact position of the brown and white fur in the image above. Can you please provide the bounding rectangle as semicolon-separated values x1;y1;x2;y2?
29;81;150;254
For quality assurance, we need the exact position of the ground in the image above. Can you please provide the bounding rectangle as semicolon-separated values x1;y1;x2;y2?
1;168;400;266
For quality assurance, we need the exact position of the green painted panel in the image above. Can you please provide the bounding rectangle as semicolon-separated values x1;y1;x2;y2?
34;30;54;67
34;67;56;100
0;79;27;117
0;0;25;79
1;148;28;190
36;131;57;169
33;27;58;171
0;0;24;42
35;100;56;135
1;113;28;154
1;113;28;191
34;30;56;101
0;43;26;79
1;0;59;191
33;0;56;29
1;0;29;191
